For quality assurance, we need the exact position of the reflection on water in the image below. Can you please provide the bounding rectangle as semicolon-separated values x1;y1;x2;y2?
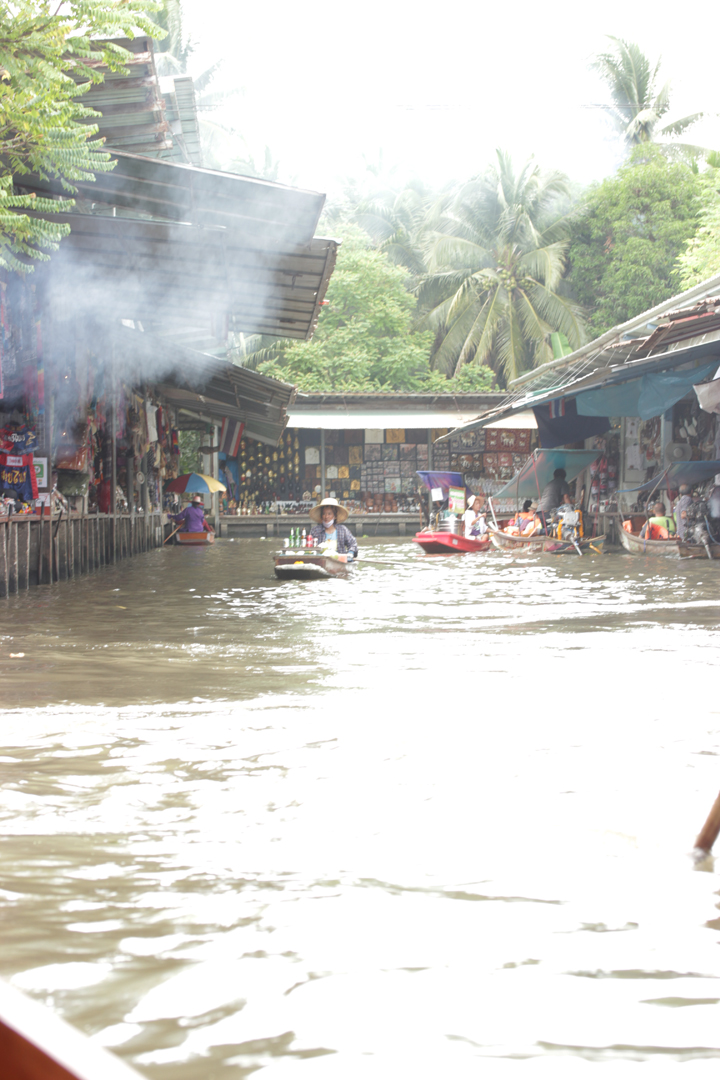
1;539;720;1077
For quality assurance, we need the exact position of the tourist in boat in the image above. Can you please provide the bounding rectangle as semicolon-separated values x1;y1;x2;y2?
503;500;540;537
309;497;358;559
639;500;676;540
463;494;487;538
168;494;214;534
538;468;570;531
674;484;693;539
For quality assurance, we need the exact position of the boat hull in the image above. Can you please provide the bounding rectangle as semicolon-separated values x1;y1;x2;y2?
413;531;492;554
175;531;215;546
488;526;605;555
618;526;678;556
677;540;720;559
274;552;349;579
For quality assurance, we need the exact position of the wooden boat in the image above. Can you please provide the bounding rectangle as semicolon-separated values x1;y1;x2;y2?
618;515;679;556
677;540;720;559
488;525;605;555
0;976;143;1080
175;530;215;546
413;530;492;554
274;550;351;579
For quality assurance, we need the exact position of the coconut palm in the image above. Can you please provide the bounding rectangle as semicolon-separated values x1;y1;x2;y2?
592;37;704;153
416;152;586;386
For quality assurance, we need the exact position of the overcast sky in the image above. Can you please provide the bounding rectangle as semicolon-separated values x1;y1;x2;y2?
181;0;720;198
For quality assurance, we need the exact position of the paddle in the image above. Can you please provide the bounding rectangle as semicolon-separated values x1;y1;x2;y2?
163;524;182;545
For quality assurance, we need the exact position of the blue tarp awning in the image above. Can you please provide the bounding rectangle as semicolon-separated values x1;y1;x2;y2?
625;461;720;492
416;471;466;494
491;449;601;500
576;361;720;420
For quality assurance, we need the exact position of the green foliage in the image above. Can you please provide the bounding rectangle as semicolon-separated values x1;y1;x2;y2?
178;428;202;475
675;165;720;289
568;146;703;334
0;0;163;271
256;227;497;394
592;36;705;157
417;151;586;386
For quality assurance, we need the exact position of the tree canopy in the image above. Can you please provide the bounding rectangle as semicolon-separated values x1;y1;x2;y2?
592;36;704;156
0;0;162;272
256;228;496;394
675;159;720;289
416;152;586;386
568;146;703;334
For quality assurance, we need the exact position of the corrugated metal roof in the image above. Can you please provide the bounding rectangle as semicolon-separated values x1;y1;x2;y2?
159;77;203;166
441;274;720;439
33;210;338;341
117;326;296;444
75;36;172;156
22;150;325;244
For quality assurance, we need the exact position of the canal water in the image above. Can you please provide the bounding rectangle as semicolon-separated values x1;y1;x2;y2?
1;538;719;1079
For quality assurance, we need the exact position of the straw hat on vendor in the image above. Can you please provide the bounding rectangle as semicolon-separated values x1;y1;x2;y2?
309;496;349;524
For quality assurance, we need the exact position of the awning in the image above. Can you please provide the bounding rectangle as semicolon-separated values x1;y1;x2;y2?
117;326;296;445
416;471;466;495
491;449;601;500
626;461;720;492
576;361;720;419
33;211;338;341
286;410;484;430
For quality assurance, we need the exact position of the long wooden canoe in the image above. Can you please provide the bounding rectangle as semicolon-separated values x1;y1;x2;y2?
412;530;492;554
0;977;143;1080
618;524;679;557
274;550;351;579
488;525;605;555
175;530;215;546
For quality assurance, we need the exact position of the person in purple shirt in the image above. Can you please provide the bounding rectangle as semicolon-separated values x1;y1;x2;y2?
169;494;213;533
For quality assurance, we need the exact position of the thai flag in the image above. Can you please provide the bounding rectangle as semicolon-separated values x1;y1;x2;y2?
548;398;566;419
219;419;244;456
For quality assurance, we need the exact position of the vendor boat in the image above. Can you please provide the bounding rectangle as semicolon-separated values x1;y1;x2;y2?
618;515;679;556
274;550;351;579
175;530;215;546
488;525;605;555
413;528;492;554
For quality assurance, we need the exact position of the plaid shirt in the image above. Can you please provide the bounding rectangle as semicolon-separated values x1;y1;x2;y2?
310;522;358;555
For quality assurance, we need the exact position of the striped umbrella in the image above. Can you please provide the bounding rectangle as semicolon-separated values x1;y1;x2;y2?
164;473;226;494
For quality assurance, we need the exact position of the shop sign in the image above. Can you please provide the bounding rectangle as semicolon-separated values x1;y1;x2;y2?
448;486;465;513
34;457;48;489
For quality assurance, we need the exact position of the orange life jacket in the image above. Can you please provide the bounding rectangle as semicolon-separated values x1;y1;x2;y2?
647;523;669;540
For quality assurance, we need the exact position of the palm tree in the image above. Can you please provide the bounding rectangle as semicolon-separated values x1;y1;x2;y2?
416;152;586;386
592;37;704;153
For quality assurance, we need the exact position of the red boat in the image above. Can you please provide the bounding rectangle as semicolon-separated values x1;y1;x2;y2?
413;530;492;554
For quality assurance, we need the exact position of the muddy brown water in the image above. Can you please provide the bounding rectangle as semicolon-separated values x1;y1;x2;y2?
1;537;719;1078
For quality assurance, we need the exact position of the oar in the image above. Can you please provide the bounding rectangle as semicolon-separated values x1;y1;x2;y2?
163;524;182;545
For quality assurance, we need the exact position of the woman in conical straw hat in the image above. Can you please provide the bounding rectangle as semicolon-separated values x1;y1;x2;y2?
308;498;358;558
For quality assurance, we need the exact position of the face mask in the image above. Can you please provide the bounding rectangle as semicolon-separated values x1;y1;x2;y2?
324;520;336;529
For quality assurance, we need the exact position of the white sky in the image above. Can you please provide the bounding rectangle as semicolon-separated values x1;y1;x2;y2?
182;0;720;198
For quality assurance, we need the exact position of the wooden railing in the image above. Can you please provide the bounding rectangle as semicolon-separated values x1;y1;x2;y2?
0;511;165;596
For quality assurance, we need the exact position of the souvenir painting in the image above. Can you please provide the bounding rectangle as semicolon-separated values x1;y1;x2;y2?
399;443;417;460
384;477;402;493
382;444;398;461
365;444;381;461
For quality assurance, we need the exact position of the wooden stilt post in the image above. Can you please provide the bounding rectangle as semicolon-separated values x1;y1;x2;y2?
695;792;720;854
21;519;30;589
0;521;7;597
8;520;18;594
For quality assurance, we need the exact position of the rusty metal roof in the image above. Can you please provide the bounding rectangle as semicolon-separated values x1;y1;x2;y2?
159;77;203;166
75;36;173;156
